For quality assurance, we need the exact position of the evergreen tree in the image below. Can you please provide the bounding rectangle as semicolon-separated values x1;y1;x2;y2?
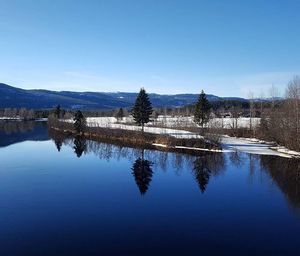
116;107;124;121
54;105;61;119
132;88;153;132
73;110;86;134
194;90;211;129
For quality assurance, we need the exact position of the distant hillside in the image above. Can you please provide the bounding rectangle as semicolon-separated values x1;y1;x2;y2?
0;83;248;110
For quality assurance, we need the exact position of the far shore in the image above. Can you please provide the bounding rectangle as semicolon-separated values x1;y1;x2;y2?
0;117;48;121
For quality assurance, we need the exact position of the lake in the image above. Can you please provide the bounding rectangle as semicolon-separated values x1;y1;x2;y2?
0;121;300;256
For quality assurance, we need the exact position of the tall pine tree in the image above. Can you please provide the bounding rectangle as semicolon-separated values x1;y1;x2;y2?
73;110;86;134
54;105;61;119
116;107;124;121
194;90;211;130
132;88;153;132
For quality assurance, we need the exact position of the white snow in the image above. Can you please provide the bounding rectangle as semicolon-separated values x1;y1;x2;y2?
0;117;23;120
270;146;300;157
86;117;202;139
221;136;296;158
174;145;225;153
85;116;260;130
151;116;260;129
153;143;225;153
64;116;300;158
208;117;260;129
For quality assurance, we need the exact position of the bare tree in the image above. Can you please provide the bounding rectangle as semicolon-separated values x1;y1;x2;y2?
248;91;255;131
269;84;279;109
286;76;300;145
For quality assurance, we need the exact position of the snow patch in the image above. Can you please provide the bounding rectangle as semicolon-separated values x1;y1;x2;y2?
85;117;203;139
221;136;296;158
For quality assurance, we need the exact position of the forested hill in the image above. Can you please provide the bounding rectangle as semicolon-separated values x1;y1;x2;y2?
0;83;248;110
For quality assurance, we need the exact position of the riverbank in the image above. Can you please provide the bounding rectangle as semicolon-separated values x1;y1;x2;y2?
48;118;300;158
48;119;221;155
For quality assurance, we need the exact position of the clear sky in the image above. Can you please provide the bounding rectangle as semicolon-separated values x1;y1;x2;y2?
1;0;300;97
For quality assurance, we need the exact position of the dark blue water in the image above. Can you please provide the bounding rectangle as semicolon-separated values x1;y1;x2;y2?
0;121;300;256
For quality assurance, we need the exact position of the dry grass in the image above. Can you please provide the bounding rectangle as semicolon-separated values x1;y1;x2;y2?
48;119;221;150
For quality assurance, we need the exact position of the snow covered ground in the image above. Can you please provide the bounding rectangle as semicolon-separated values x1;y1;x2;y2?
208;117;260;129
86;116;260;129
154;116;260;129
0;117;23;120
66;117;299;158
86;117;202;139
221;136;299;158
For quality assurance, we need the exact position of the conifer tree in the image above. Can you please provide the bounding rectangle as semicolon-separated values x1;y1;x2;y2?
194;90;211;129
132;88;153;132
54;105;61;119
116;107;124;121
73;110;86;134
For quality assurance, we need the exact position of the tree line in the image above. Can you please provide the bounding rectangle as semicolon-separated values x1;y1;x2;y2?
50;87;211;136
259;76;300;151
0;108;35;120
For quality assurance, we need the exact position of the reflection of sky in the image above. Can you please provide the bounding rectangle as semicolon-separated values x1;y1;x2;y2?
0;140;300;255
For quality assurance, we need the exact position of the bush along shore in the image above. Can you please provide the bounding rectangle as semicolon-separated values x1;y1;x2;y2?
47;118;222;155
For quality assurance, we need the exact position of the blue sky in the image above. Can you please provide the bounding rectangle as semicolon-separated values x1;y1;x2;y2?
0;0;300;97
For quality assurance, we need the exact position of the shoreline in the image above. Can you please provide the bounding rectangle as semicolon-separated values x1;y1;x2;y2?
49;118;300;158
221;135;300;158
48;123;221;155
0;117;48;121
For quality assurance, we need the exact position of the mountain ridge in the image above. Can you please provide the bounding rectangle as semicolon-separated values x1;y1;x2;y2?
0;83;248;109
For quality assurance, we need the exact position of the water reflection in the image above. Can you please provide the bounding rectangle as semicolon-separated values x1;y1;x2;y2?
48;131;300;209
193;157;210;193
54;137;63;152
260;156;300;210
193;153;225;193
131;150;153;195
229;151;245;167
2;124;300;256
0;120;48;147
73;136;86;158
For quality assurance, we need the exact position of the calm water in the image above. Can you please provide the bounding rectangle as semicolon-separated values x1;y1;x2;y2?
0;121;300;256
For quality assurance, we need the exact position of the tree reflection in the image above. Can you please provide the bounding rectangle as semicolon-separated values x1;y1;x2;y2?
131;150;153;195
73;136;86;158
49;129;66;152
229;151;244;167
193;158;211;193
192;153;225;193
0;120;48;148
0;120;35;134
53;138;63;152
260;155;300;210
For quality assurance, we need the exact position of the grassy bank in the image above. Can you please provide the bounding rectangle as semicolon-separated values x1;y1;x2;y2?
48;119;221;153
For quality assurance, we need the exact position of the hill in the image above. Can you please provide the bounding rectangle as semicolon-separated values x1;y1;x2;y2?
0;83;247;110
